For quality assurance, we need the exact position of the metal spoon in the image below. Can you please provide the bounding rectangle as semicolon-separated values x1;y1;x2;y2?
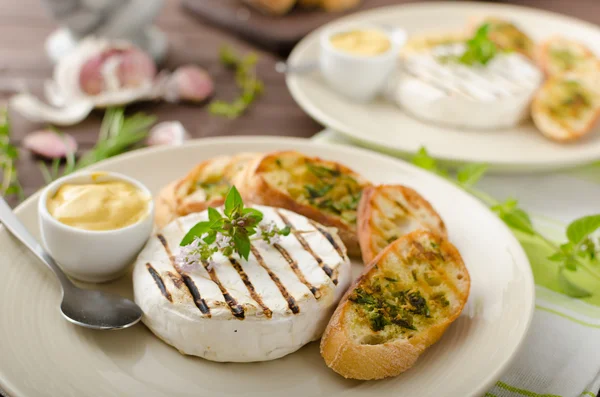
0;197;143;330
275;61;318;75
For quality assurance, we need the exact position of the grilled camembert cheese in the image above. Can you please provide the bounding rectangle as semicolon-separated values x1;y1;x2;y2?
133;205;352;362
394;43;543;130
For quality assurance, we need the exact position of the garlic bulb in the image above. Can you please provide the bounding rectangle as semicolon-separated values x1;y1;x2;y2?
146;121;189;146
23;130;77;159
163;65;214;103
11;38;161;126
79;48;156;95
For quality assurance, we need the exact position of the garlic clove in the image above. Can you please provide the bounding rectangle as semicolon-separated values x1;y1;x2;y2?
117;48;157;89
146;121;189;146
163;65;214;103
23;129;78;159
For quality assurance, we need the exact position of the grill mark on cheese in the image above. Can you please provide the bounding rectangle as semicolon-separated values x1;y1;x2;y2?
250;246;300;314
166;271;184;289
275;209;338;285
181;275;212;316
273;243;321;299
146;263;172;302
309;220;345;259
228;257;273;318
201;260;245;319
156;233;211;316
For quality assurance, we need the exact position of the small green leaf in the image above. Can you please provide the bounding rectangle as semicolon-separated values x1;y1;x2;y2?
233;233;251;261
279;226;291;236
457;163;488;187
180;221;212;246
411;147;438;172
557;267;592;298
224;186;243;217
566;215;600;244
242;207;264;223
203;231;217;245
564;256;578;271
492;199;535;235
208;207;222;222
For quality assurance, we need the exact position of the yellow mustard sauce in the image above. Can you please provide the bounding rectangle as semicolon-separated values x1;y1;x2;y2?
330;29;391;56
47;181;149;231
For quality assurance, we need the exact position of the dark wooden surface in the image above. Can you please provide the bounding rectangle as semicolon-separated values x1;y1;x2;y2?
1;0;600;210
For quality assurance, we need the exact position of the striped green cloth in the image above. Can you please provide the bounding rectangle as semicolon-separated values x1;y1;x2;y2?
313;129;600;397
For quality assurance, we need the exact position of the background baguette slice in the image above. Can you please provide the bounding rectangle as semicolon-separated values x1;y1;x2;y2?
241;0;297;15
320;230;470;380
154;153;258;228
237;151;371;257
532;70;600;142
357;185;447;265
536;36;598;77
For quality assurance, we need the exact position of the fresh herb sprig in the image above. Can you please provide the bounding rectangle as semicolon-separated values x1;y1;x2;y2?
412;147;600;298
209;46;264;119
0;107;24;200
459;23;497;66
180;186;290;262
39;107;156;183
438;23;498;66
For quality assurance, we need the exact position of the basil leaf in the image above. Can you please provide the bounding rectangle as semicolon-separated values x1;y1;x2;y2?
492;199;535;235
224;186;244;217
557;267;592;298
203;231;217;245
208;207;222;222
411;147;438;172
457;163;488;187
180;221;212;246
547;252;566;262
566;215;600;244
233;233;251;261
242;207;264;223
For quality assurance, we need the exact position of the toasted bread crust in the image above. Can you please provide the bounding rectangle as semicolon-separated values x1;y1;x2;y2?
237;151;370;257
531;71;600;142
357;185;447;265
320;230;470;380
241;0;296;15
536;36;598;77
154;153;258;228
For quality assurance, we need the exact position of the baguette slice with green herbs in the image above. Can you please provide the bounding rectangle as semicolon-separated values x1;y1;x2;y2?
155;153;258;228
536;37;599;77
320;230;470;380
358;184;447;265
532;70;600;142
237;151;371;256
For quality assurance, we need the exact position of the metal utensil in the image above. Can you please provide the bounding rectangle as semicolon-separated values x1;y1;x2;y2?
275;61;318;75
0;197;143;330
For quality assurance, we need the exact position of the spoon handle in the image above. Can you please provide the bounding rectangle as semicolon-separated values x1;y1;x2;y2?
0;197;73;288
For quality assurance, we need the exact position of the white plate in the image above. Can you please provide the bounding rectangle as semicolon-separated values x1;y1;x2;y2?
0;137;534;397
287;2;600;172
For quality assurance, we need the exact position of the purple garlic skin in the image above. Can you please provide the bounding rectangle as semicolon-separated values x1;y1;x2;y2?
147;121;189;146
79;48;157;96
23;130;78;159
164;65;214;103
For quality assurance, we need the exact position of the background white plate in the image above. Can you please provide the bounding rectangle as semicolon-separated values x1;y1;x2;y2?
286;2;600;172
0;137;534;397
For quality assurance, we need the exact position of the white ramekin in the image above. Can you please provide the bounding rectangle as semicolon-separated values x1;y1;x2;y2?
38;171;154;283
319;24;407;102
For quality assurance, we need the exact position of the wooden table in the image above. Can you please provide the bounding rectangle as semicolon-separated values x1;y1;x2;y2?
2;0;600;209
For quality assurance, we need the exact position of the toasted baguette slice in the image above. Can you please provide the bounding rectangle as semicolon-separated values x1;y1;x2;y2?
532;70;600;142
237;151;371;256
536;37;599;77
357;185;447;265
320;230;470;380
468;16;535;59
241;0;297;15
155;153;258;228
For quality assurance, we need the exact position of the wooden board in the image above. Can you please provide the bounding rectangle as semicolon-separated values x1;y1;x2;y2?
180;0;417;54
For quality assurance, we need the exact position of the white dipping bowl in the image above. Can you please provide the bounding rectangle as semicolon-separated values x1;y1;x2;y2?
319;25;406;102
38;171;154;283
